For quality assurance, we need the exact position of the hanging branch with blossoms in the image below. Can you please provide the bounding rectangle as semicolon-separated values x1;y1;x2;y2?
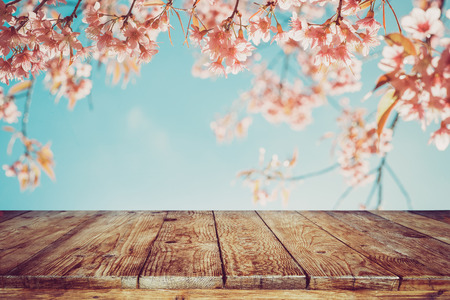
0;0;448;208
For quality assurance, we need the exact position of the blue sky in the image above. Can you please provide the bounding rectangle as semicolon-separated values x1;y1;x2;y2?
0;0;449;210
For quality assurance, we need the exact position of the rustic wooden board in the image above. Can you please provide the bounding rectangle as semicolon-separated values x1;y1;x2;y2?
0;211;29;223
326;211;450;290
301;211;449;291
214;211;306;289
0;211;96;275
372;211;450;244
258;211;398;290
0;288;447;299
3;211;166;289
139;211;223;289
411;211;450;225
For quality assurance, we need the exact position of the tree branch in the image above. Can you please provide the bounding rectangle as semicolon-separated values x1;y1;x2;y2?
16;0;49;30
287;163;339;181
385;162;413;209
229;0;240;20
6;0;22;7
22;78;35;153
336;0;343;25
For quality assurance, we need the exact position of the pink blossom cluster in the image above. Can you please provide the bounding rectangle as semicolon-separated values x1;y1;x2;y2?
238;148;297;205
0;3;84;85
44;58;92;109
0;87;21;123
287;8;381;66
377;6;450;150
245;68;323;130
336;107;393;186
210;113;252;142
3;131;55;191
84;2;159;65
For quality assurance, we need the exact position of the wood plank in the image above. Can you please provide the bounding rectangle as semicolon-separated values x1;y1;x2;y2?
372;211;450;244
411;211;450;225
139;211;223;289
258;211;398;290
301;211;450;291
214;211;306;289
3;211;166;289
325;211;450;290
0;211;96;275
0;288;447;300
0;211;29;223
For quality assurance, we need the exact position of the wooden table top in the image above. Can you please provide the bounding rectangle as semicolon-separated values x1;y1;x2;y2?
0;210;449;297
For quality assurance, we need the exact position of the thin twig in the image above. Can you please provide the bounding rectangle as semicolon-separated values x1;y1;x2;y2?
287;163;339;181
229;0;240;20
336;0;343;25
22;78;35;154
333;168;377;209
67;0;83;23
333;185;353;210
6;0;22;7
365;178;378;208
16;0;49;30
385;162;413;209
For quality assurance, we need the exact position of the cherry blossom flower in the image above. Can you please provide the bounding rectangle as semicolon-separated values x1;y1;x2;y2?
248;16;271;45
401;7;444;40
429;118;450;151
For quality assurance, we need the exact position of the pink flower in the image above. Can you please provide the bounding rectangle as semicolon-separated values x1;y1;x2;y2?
356;11;381;31
429;119;450;150
248;17;271;45
288;12;307;42
123;22;149;50
401;7;444;40
378;44;405;72
97;31;115;52
0;101;21;123
208;59;227;77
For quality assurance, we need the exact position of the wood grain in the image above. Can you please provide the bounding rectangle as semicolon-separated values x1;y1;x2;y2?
214;211;306;289
0;211;29;224
139;211;223;289
0;211;96;275
3;211;166;289
371;211;450;244
301;211;450;291
258;211;398;290
325;211;450;290
0;288;447;299
411;211;450;225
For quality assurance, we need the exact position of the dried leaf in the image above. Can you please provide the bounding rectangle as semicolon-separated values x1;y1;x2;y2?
288;149;298;167
373;71;397;90
37;144;55;180
359;0;375;9
3;126;15;132
112;62;121;85
376;89;398;138
236;169;254;178
143;0;165;6
385;33;416;56
192;15;199;28
8;81;31;95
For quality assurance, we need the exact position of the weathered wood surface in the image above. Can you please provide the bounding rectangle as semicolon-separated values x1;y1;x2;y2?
0;211;29;223
0;288;447;300
258;211;398;290
140;211;223;289
0;210;449;292
2;211;166;289
411;211;450;225
301;211;450;291
214;211;306;289
371;211;450;244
